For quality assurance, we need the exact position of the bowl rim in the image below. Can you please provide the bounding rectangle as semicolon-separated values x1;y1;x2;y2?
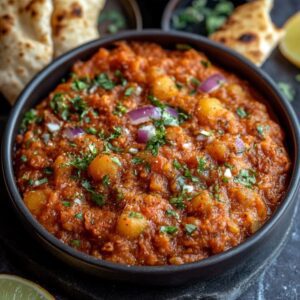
2;29;300;274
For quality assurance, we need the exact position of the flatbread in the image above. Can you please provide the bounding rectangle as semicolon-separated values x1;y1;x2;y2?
0;0;54;104
210;0;284;66
51;0;105;57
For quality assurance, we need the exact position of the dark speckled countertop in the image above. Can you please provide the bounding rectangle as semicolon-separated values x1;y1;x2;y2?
0;0;299;299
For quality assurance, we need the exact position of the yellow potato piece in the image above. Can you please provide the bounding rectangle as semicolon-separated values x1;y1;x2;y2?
116;212;147;239
24;190;47;216
88;154;120;181
152;75;178;100
197;97;225;124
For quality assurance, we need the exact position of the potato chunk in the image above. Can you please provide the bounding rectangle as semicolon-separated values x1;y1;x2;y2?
191;190;213;214
24;190;47;216
152;75;178;100
206;140;229;162
116;211;148;239
197;97;225;125
88;154;120;181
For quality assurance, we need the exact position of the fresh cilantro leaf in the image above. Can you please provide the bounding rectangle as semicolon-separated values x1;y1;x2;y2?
20;109;42;132
74;212;83;220
50;93;70;121
128;211;143;219
160;226;178;235
95;73;115;90
185;223;197;235
102;175;110;187
165;209;180;220
125;86;135;96
113;102;127;116
82;180;105;206
234;169;256;188
236;107;248;118
71;79;89;91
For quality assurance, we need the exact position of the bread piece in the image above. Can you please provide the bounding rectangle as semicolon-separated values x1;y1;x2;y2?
51;0;105;57
210;0;284;66
0;0;54;104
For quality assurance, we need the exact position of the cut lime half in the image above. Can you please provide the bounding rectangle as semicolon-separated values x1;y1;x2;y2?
0;274;54;300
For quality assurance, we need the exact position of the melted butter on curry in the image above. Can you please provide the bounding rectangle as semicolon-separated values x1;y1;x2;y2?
14;42;291;266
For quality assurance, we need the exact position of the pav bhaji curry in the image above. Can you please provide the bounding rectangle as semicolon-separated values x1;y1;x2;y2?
14;42;290;266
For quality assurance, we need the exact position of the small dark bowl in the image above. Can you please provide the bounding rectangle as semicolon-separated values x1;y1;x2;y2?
2;30;300;286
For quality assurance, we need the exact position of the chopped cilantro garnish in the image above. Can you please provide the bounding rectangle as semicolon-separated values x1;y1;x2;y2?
67;144;98;171
197;157;207;173
74;212;83;220
124;86;135;96
44;167;53;175
71;79;89;91
160;226;178;235
62;201;71;207
201;60;211;68
256;125;269;137
185;224;197;235
173;159;182;170
170;193;186;209
234;169;256;188
29;178;48;187
95;73;115;90
146;119;166;156
113;102;127;116
132;157;144;164
115;189;124;201
106;126;122;141
114;70;127;86
190;77;201;87
82;180;105;206
50;93;69;121
128;211;143;219
278;82;295;102
20;109;42;132
20;155;27;162
102;175;110;187
177;110;190;124
148;95;166;109
86;127;97;135
70;96;88;120
172;0;233;34
236;107;248;118
165;209;179;220
98;10;126;34
111;157;122;166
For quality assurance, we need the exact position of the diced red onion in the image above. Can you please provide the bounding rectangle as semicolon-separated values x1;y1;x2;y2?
63;127;85;140
127;106;161;125
198;74;226;93
137;125;156;143
235;137;245;154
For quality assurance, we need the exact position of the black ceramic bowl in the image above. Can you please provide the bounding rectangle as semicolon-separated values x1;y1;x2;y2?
2;30;300;286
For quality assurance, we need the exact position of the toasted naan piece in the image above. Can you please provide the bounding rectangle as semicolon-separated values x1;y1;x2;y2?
52;0;105;57
210;0;284;66
0;0;54;104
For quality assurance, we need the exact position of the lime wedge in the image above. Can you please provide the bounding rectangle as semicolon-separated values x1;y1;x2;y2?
0;274;54;300
280;12;300;67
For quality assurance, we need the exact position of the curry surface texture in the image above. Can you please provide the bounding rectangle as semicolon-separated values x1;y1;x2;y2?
14;42;291;266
